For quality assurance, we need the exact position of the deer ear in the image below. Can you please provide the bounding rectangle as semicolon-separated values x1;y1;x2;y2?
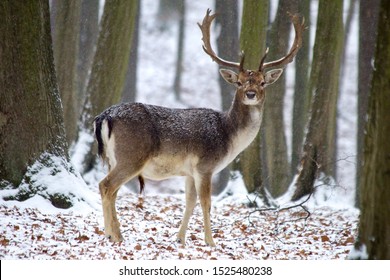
219;69;239;85
264;69;283;87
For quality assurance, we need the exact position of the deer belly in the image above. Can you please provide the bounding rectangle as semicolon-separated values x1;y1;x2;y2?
141;155;196;180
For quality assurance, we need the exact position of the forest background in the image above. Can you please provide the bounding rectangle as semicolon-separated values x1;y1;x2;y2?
0;0;389;260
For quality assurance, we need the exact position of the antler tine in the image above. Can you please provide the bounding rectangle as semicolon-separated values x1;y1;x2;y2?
198;9;241;70
261;13;305;70
259;47;269;71
239;51;245;72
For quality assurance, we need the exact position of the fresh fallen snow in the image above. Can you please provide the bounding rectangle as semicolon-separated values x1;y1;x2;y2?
0;188;359;260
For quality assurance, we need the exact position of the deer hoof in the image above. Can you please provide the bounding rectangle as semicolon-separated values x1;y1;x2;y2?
206;238;216;247
107;233;123;243
176;237;185;246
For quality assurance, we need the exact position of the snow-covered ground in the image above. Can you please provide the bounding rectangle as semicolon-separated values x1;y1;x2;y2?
0;191;358;260
1;0;360;261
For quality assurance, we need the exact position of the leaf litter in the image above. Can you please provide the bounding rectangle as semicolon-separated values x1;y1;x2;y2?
0;192;358;260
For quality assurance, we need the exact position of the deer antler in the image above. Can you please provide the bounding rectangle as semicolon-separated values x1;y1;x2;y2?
198;9;244;70
260;13;305;71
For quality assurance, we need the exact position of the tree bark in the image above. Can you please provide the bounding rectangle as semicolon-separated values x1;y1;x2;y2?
213;0;239;195
292;0;343;201
122;2;141;103
236;0;269;203
0;0;76;208
355;0;380;208
354;0;390;259
291;0;311;176
78;0;99;109
262;0;296;197
173;0;186;100
215;0;239;111
52;0;81;145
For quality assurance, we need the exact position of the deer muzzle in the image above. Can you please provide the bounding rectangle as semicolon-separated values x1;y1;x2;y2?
245;91;256;99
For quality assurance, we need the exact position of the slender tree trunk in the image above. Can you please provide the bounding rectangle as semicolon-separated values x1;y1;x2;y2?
262;0;295;197
355;0;380;208
122;2;141;103
78;0;99;109
291;0;311;176
0;0;77;208
79;0;138;172
52;0;81;145
292;0;343;201
237;0;269;203
354;0;390;259
157;0;181;30
173;0;185;100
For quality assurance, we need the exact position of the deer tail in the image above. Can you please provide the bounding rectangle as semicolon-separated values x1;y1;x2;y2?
94;114;113;158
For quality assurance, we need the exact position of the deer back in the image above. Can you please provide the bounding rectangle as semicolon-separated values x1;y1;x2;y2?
94;102;254;177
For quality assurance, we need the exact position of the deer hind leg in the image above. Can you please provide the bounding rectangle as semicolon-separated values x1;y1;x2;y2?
177;176;197;245
195;173;215;247
99;166;140;242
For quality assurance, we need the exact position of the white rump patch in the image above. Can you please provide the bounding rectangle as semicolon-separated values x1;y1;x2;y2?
102;120;117;170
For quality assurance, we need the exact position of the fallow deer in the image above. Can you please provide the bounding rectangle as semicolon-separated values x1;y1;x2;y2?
94;9;304;246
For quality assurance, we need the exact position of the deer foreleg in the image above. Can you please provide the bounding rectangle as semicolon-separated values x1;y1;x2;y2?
195;173;215;247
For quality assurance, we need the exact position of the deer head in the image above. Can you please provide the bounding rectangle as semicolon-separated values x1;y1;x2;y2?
198;9;305;106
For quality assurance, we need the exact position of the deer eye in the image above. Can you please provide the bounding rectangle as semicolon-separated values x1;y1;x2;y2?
235;81;242;87
260;81;266;87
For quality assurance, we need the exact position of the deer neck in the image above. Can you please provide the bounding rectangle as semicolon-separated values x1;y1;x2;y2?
211;96;264;173
226;96;264;135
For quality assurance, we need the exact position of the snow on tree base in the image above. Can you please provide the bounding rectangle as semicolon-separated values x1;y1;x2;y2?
0;152;99;212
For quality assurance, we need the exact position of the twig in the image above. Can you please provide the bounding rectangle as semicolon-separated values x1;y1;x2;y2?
246;192;313;238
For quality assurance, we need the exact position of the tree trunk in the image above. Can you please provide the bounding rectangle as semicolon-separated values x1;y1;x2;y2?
215;0;239;111
291;0;343;201
356;1;390;259
262;0;295;197
78;0;99;109
236;0;269;203
0;0;77;208
355;0;380;208
122;2;141;103
213;0;239;195
79;0;138;172
157;0;181;30
291;0;311;176
354;0;390;259
52;0;81;145
173;0;185;100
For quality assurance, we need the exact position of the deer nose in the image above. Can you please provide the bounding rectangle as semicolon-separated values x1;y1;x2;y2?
246;91;256;99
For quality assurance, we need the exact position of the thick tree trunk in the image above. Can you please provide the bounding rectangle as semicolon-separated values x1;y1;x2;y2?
354;0;390;259
0;0;78;208
236;0;269;202
355;0;380;208
292;0;343;201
